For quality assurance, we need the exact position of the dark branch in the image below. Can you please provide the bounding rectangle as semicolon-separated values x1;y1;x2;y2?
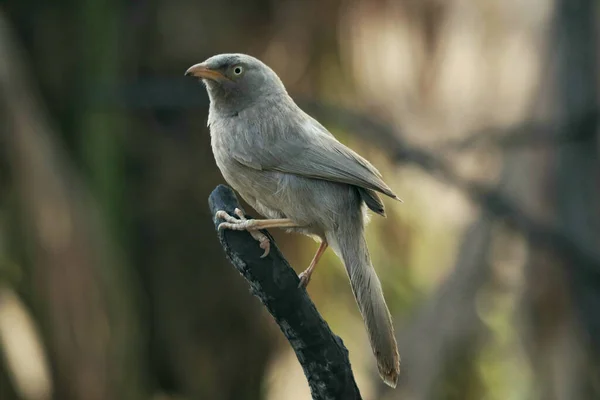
437;110;598;150
208;185;362;400
301;100;598;152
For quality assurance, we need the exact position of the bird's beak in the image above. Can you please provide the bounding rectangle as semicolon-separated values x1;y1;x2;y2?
185;63;225;81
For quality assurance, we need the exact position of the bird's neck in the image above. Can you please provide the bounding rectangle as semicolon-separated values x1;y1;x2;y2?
208;90;290;119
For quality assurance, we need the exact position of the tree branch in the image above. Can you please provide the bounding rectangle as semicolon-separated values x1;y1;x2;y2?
207;184;362;400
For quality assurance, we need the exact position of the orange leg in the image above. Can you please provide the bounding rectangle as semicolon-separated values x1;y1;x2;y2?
216;208;299;258
298;240;328;288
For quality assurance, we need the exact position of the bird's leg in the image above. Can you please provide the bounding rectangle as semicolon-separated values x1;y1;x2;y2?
216;208;298;230
298;240;328;288
215;208;298;258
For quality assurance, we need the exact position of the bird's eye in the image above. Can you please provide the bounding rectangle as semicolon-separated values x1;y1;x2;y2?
233;65;244;75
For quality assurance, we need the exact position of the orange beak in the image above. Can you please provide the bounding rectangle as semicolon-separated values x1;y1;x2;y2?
185;63;226;81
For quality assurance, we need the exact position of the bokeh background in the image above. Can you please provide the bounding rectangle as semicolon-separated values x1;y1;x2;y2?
2;0;600;399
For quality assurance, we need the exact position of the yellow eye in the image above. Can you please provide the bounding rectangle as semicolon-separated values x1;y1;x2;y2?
233;65;243;75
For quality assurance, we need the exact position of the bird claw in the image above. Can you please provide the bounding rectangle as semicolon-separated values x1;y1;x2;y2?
217;208;254;230
216;210;242;224
257;234;270;258
215;208;270;257
297;271;311;288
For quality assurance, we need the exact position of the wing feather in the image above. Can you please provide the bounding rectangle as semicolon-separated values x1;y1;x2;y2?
229;111;400;200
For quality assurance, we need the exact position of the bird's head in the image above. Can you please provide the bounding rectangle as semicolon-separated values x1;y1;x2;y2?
186;53;287;115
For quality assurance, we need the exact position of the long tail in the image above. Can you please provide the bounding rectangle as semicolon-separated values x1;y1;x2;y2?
327;225;400;387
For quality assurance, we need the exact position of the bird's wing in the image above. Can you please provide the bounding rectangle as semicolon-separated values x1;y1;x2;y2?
230;115;400;200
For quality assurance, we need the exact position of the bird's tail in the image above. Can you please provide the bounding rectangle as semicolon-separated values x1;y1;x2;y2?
327;225;400;387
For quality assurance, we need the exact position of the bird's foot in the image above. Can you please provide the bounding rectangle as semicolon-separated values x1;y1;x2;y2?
297;240;328;289
215;208;271;258
298;270;312;288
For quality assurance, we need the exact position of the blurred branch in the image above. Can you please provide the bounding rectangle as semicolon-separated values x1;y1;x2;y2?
437;110;598;150
555;0;600;352
541;0;600;392
208;185;362;400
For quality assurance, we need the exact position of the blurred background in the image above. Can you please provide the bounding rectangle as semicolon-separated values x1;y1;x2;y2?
1;0;600;399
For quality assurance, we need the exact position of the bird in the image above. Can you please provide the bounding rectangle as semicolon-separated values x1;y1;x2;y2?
186;53;401;387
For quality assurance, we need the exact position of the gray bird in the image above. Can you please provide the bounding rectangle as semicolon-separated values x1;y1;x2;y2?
186;53;401;387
